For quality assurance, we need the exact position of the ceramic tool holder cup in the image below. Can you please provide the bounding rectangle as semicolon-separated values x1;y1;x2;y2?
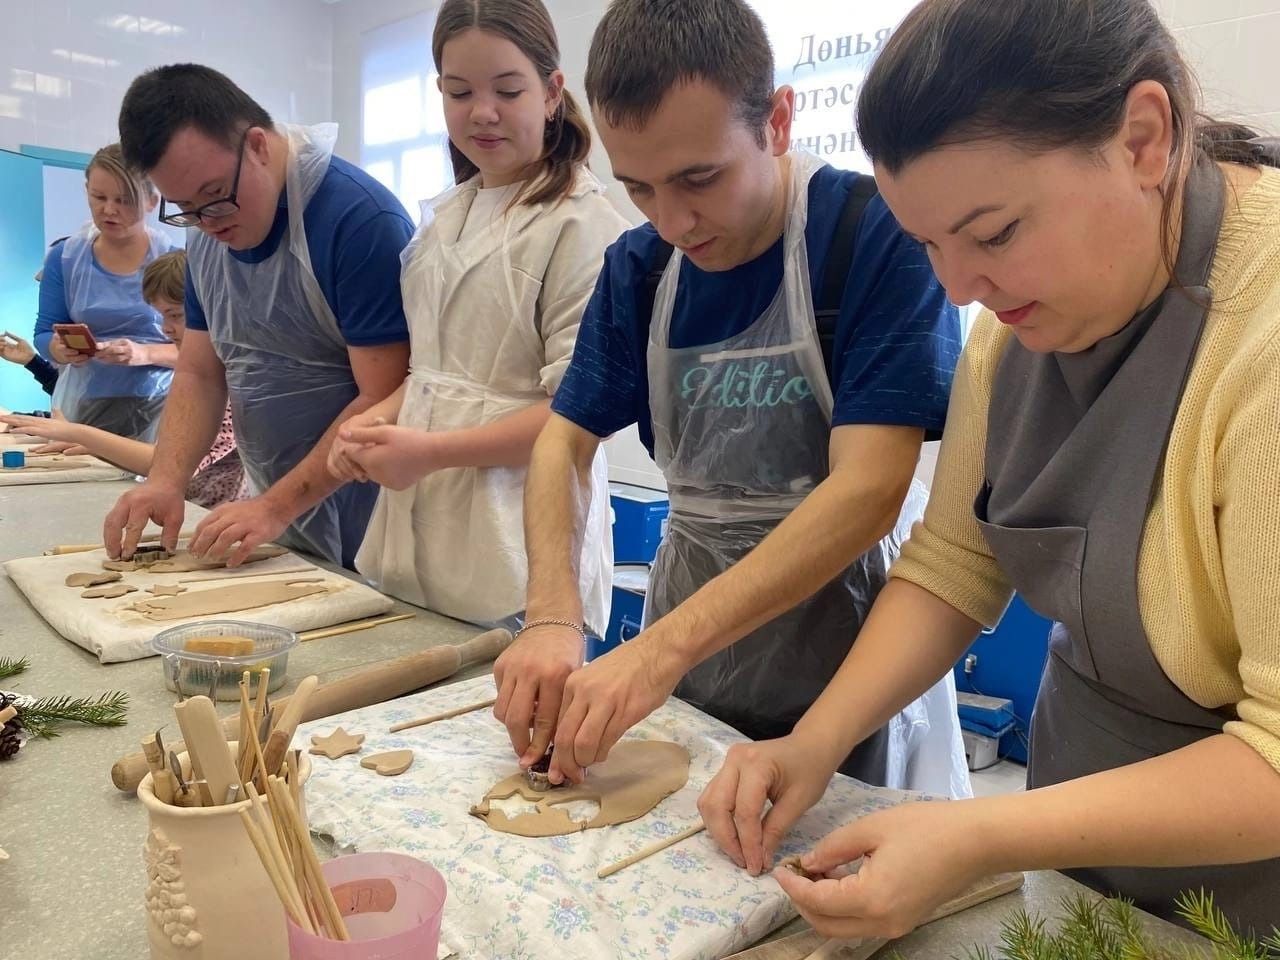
137;745;312;960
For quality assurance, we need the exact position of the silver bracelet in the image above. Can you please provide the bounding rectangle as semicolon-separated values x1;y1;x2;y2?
516;617;585;640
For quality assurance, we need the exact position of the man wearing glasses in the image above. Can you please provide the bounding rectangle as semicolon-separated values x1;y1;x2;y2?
102;64;414;569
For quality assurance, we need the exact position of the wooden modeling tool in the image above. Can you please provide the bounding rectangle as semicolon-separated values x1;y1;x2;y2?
597;821;708;879
261;675;318;776
177;565;317;584
142;731;176;804
298;612;416;642
175;696;240;806
388;697;498;733
112;627;515;792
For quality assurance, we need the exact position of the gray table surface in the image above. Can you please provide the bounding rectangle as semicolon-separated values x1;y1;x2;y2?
0;480;1206;958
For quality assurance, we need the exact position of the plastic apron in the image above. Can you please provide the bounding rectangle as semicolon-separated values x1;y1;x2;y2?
52;225;175;440
645;151;969;794
187;123;378;568
974;152;1280;931
356;176;612;633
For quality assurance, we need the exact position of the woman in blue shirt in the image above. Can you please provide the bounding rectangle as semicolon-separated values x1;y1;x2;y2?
34;144;178;440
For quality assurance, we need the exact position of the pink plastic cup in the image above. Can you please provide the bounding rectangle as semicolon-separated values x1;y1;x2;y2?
287;852;447;959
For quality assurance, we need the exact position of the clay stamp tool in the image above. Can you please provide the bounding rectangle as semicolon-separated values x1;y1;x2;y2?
597;821;708;879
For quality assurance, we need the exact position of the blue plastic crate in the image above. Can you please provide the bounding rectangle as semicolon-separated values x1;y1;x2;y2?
590;564;649;661
609;483;669;564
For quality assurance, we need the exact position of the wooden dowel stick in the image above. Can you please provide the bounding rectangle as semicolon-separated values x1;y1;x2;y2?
388;697;497;733
269;775;348;941
597;822;708;879
238;808;311;932
178;565;316;584
246;782;302;914
299;613;416;643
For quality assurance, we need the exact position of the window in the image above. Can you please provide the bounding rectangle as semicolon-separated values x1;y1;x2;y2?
360;13;453;224
752;0;980;335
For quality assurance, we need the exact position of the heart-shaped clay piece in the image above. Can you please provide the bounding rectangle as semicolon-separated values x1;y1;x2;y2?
66;571;124;588
360;750;414;777
309;727;365;760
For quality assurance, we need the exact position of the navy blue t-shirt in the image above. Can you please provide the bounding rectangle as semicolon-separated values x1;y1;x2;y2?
185;155;413;346
551;165;961;456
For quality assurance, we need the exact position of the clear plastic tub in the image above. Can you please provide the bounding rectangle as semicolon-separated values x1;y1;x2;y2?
150;619;298;701
287;852;447;959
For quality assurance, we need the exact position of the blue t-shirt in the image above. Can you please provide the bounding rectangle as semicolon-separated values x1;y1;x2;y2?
185;154;413;346
551;165;961;455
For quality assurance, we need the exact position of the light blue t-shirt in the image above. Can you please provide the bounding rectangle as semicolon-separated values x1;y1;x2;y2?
34;233;178;399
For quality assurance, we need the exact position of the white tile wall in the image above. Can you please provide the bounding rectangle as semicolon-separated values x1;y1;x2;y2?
0;0;334;156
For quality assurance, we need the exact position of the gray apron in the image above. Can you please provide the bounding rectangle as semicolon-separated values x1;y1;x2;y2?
975;153;1280;931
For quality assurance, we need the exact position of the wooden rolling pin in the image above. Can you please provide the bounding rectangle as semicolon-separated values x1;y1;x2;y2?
112;626;513;792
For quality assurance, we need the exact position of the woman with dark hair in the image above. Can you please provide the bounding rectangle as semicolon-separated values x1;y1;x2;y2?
329;0;626;632
699;0;1280;936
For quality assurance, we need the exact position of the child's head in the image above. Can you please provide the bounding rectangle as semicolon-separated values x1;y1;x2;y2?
432;0;590;206
142;250;188;344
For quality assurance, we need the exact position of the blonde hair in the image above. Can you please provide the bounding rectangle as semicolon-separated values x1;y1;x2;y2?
142;250;187;305
85;143;157;211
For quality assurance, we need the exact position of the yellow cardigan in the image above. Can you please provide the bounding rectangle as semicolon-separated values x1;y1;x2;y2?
892;167;1280;773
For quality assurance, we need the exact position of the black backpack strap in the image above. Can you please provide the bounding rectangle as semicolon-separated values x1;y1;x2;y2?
640;171;877;370
815;172;879;373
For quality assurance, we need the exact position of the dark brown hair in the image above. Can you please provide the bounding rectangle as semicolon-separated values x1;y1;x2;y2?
142;250;187;305
432;0;590;206
857;0;1275;279
585;0;775;148
119;64;273;173
86;143;156;212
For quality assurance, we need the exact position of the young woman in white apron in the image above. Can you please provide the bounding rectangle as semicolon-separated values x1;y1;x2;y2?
330;0;626;635
702;0;1280;936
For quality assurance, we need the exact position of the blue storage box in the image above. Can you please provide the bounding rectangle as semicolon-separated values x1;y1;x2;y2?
590;564;649;661
951;593;1052;764
609;483;669;564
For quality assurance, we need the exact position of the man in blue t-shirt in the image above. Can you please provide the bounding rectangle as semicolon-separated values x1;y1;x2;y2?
494;0;967;806
103;64;413;569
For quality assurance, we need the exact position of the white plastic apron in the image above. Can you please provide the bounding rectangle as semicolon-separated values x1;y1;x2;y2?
356;178;612;633
645;151;969;795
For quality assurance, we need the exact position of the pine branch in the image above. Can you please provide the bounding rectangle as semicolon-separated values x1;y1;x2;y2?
0;656;30;681
19;691;129;738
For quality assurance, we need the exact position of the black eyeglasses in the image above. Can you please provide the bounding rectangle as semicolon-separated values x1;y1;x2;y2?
158;130;248;228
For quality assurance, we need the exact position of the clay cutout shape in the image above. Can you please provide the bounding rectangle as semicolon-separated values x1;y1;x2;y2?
126;581;330;622
104;544;289;573
146;584;188;596
66;570;124;588
82;583;140;599
779;854;822;881
309;727;365;760
470;740;690;837
360;750;414;776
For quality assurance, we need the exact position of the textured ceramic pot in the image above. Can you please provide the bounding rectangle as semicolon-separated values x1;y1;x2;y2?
137;746;312;960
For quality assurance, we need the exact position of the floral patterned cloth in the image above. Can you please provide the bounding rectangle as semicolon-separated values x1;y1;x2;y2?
297;675;940;960
185;402;246;508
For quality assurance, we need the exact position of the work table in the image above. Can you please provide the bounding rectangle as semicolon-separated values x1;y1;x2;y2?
0;481;1206;958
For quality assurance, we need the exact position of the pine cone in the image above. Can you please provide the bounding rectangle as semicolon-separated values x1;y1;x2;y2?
0;694;24;761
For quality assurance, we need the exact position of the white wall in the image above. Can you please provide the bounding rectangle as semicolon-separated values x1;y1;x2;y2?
0;0;333;156
327;0;1280;492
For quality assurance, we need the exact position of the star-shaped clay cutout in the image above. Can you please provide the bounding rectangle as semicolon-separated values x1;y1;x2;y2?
308;727;365;760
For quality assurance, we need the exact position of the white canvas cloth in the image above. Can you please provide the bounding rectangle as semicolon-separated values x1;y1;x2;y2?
296;675;943;960
4;547;393;662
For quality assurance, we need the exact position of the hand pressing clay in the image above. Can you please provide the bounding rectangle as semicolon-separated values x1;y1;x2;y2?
309;728;365;760
361;750;414;776
104;544;288;573
470;740;690;838
82;583;139;599
126;581;329;622
65;571;123;588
